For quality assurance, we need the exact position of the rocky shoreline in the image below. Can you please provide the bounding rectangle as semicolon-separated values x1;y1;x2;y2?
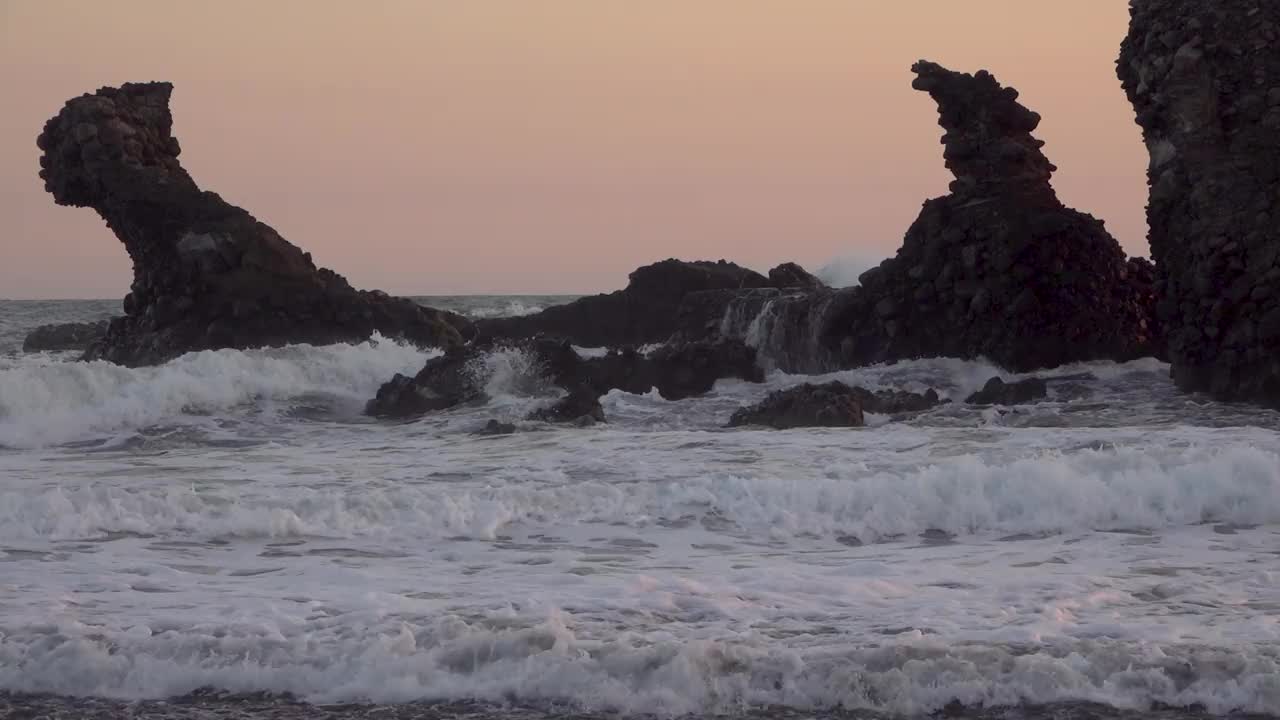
26;1;1280;412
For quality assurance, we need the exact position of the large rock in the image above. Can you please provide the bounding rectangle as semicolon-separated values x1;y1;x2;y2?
964;376;1048;406
819;61;1160;373
1119;2;1280;405
22;320;110;353
727;381;943;429
38;82;468;366
476;259;770;347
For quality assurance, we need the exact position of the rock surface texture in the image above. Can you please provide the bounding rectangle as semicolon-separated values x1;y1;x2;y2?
964;376;1048;406
1119;1;1280;405
727;381;943;429
38;82;466;366
820;61;1160;372
22;320;110;353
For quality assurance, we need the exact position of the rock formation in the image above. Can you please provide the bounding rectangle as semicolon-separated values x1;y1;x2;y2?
817;61;1160;372
476;259;827;348
727;381;943;429
22;320;110;353
964;376;1048;406
366;337;764;419
38;82;467;366
1119;1;1280;405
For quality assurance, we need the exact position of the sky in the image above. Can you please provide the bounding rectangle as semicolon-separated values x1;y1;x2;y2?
0;1;1146;299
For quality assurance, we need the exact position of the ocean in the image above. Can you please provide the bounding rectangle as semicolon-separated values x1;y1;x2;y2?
0;297;1278;719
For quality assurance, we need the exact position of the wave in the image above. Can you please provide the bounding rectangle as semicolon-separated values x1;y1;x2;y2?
463;300;547;319
0;336;437;449
4;442;1277;542
2;613;1277;714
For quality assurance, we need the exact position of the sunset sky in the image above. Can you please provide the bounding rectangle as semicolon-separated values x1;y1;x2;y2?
0;1;1145;298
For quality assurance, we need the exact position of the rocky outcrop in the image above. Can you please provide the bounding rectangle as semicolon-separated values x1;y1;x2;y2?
767;262;826;290
38;82;467;366
366;337;764;419
1119;2;1280;405
476;259;770;347
527;390;606;425
817;61;1160;372
965;376;1048;406
727;381;943;429
22;320;110;353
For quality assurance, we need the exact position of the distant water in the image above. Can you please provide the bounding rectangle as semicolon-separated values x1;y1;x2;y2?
1;297;1279;719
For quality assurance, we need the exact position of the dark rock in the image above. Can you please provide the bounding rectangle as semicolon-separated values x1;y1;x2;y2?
819;61;1161;372
767;262;826;289
365;347;484;418
527;389;606;425
21;320;110;352
965;376;1048;406
728;382;866;428
38;82;468;366
727;381;943;429
476;259;770;347
366;337;764;419
1119;1;1280;406
474;420;516;436
648;339;764;400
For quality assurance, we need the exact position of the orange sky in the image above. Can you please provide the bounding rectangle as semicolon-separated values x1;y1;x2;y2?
0;1;1145;298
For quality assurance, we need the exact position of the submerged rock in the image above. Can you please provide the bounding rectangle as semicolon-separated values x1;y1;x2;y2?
965;376;1048;406
818;61;1159;372
38;82;467;366
473;419;517;436
727;381;943;429
1119;1;1280;405
527;389;606;425
21;320;110;353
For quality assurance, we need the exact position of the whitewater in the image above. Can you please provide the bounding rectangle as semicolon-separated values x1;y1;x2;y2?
1;298;1279;719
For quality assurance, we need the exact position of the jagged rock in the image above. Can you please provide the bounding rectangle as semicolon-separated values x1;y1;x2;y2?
767;262;826;289
365;347;483;418
965;376;1048;406
727;381;943;429
37;82;468;366
527;389;606;425
22;320;110;353
366;337;764;419
476;259;771;347
819;61;1160;373
1119;1;1280;405
474;420;517;436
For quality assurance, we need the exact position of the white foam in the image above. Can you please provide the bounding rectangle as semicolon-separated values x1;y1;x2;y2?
0;335;437;448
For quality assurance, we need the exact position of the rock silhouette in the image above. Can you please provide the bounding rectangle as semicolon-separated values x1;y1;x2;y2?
817;61;1160;372
1119;1;1280;405
38;82;467;366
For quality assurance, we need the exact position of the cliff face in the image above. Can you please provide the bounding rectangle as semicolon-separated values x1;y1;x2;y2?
819;61;1159;372
1119;1;1280;404
38;82;467;366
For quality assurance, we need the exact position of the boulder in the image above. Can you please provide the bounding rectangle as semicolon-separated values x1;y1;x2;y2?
727;381;943;429
819;61;1160;372
365;347;483;418
476;259;771;347
767;262;826;290
527;389;606;425
22;320;110;353
37;82;468;366
648;339;764;400
1118;1;1280;405
965;376;1048;406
